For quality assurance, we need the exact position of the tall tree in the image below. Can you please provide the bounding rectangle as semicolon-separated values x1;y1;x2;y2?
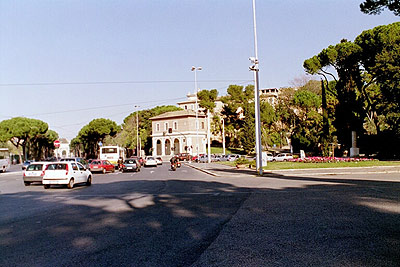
77;118;119;158
0;117;48;160
360;0;400;16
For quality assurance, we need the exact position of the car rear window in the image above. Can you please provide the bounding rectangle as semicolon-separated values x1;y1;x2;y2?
92;160;100;165
26;164;43;171
47;163;68;170
124;160;135;164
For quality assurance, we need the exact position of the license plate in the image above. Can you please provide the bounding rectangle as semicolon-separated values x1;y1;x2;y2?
127;167;132;169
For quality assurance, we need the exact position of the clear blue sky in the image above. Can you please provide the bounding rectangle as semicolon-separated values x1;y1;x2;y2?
1;0;398;140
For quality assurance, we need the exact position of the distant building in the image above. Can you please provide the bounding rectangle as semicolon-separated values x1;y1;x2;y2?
150;110;207;157
54;138;71;158
177;92;224;114
260;88;279;107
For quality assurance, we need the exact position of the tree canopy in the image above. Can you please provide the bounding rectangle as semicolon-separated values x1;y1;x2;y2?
304;22;400;156
360;0;400;16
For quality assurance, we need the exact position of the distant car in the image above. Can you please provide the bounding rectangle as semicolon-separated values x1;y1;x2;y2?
219;155;229;162
144;156;157;167
23;162;51;186
130;156;144;166
273;153;293;162
60;157;89;169
122;158;141;172
22;160;34;170
177;153;191;161
265;153;274;162
227;154;240;161
156;157;163;165
89;160;115;173
42;162;92;189
253;153;274;162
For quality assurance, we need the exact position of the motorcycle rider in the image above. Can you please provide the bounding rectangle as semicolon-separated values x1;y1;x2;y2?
170;156;178;170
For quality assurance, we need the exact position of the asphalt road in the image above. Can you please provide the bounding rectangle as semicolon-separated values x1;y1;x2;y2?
0;163;399;266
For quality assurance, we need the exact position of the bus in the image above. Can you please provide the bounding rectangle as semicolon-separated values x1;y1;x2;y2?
99;146;125;166
0;148;11;173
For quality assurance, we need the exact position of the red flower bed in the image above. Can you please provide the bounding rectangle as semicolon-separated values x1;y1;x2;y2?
289;157;375;163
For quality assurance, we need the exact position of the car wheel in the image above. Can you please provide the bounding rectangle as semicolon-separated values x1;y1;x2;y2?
24;182;30;186
112;168;115;173
43;184;50;189
102;168;106;174
67;178;74;189
86;176;92;186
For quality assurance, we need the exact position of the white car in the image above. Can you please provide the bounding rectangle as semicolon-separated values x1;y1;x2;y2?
144;156;157;167
23;162;51;186
156;157;163;165
273;153;294;162
42;162;92;189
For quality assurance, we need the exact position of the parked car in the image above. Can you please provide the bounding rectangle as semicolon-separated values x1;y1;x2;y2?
156;157;163;165
22;160;34;170
23;162;51;186
253;153;274;162
122;158;141;172
219;155;229;162
60;157;89;169
198;155;216;163
273;153;294;162
89;160;115;173
177;153;191;161
144;156;157;167
227;154;240;161
42;162;92;189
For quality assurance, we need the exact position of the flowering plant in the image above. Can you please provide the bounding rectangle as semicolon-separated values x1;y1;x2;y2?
289;157;375;163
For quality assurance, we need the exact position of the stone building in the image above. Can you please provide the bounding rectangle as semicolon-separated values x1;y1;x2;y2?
150;110;207;157
54;138;71;158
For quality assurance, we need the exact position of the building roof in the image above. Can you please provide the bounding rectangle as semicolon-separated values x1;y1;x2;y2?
150;110;206;120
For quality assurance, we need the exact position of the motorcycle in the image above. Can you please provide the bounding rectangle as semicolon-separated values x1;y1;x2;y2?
171;162;177;171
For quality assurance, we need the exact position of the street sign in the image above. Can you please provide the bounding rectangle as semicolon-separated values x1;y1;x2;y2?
54;140;60;148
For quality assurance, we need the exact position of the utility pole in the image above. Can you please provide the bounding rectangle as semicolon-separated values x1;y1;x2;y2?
222;118;225;155
191;66;202;156
250;0;264;175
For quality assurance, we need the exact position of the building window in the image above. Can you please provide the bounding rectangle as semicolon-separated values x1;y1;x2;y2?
191;104;194;110
164;122;169;131
156;123;160;132
174;121;178;130
201;122;205;129
185;105;187;110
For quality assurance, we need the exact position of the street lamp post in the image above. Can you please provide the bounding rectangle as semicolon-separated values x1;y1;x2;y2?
250;0;264;175
222;118;225;155
191;66;202;157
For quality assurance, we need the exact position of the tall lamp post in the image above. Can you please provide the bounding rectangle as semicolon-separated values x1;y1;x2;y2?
191;66;202;156
222;118;225;155
250;0;264;175
134;105;140;157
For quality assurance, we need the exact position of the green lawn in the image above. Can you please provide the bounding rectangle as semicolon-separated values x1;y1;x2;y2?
208;147;246;155
218;160;400;170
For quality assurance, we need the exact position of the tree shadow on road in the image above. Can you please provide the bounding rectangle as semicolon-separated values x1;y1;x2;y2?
0;174;399;267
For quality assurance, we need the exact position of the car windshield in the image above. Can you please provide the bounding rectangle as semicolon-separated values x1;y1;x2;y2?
26;164;43;171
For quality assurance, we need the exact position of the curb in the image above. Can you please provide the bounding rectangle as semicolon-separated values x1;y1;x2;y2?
184;163;220;177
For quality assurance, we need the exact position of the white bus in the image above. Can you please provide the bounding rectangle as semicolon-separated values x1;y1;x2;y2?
0;148;11;173
99;146;125;166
